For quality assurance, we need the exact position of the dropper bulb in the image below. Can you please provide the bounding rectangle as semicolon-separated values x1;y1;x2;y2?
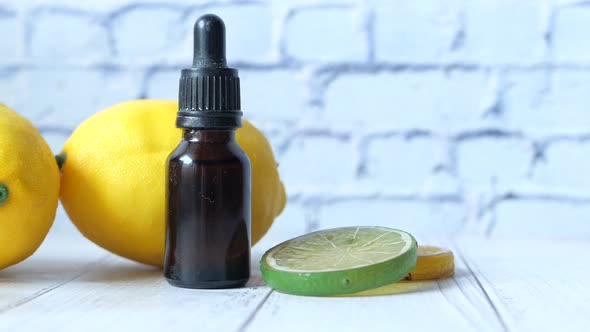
193;14;227;68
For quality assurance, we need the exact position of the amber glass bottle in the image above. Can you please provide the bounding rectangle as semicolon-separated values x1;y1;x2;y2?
164;14;251;289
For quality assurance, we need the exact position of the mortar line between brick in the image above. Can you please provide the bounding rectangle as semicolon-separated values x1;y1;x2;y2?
9;63;590;71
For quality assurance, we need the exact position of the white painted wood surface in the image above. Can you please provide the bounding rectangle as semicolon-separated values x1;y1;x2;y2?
456;238;590;332
1;226;589;332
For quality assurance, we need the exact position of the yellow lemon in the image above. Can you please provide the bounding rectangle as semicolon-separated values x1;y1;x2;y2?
60;100;286;266
0;103;60;270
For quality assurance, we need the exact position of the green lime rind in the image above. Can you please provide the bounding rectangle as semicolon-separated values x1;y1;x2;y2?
260;227;418;296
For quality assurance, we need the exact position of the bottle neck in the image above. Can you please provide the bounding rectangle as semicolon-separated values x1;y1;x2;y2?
181;129;236;143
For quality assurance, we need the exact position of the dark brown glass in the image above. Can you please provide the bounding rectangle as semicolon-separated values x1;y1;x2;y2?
164;129;251;289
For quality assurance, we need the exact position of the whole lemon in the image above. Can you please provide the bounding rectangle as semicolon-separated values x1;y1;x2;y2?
60;100;286;266
0;103;60;270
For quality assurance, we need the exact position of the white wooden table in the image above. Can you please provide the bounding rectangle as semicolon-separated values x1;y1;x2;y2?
1;225;588;332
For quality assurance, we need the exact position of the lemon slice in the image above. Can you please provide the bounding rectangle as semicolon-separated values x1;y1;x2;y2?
341;245;455;297
405;245;454;281
260;226;417;296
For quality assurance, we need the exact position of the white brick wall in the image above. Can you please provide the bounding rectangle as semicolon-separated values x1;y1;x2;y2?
285;6;368;62
1;0;589;240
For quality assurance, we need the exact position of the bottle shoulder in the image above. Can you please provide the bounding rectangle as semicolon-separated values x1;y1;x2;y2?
168;140;250;165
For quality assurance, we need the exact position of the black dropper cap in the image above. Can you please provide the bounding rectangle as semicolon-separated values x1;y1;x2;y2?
177;14;242;129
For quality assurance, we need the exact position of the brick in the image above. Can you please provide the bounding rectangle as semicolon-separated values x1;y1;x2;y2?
279;135;355;192
457;138;532;186
374;0;460;62
111;5;185;59
461;0;545;63
323;71;490;129
0;68;20;109
500;71;547;128
494;200;590;239
502;70;590;130
145;69;306;122
284;7;367;62
240;70;306;121
250;124;292;164
542;70;590;127
185;4;275;63
532;142;590;190
553;6;590;62
28;8;110;62
364;136;457;192
320;200;465;235
0;8;20;61
144;69;178;100
14;69;142;129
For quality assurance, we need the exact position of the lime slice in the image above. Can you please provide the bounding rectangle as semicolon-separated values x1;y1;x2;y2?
260;226;418;296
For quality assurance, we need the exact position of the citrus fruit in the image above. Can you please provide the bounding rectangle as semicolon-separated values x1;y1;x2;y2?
342;245;455;297
0;103;60;269
260;226;417;296
59;99;286;266
405;245;454;281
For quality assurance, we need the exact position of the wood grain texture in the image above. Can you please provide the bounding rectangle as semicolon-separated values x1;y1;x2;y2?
0;230;109;313
0;257;271;332
244;237;505;332
0;227;270;332
2;226;589;332
456;238;590;332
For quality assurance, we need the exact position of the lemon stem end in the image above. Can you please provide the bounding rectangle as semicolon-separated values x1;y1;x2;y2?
55;153;67;171
0;184;9;206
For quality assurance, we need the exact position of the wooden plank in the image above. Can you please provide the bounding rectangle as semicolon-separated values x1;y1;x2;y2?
456;238;590;332
0;257;271;331
13;223;588;331
243;238;506;332
0;229;109;312
0;226;271;331
0;255;271;331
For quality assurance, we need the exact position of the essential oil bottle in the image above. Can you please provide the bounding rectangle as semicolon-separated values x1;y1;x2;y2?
164;14;251;289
